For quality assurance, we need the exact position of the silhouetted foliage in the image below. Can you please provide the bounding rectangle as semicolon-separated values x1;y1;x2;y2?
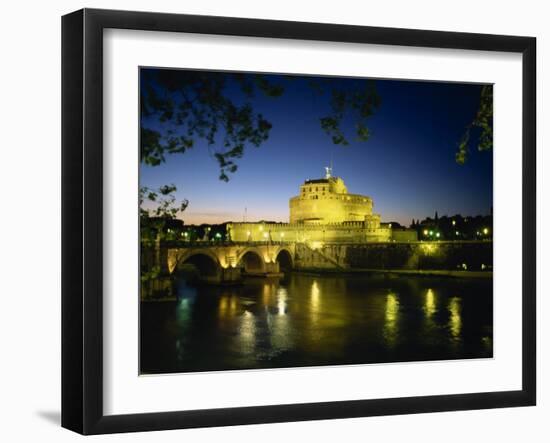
140;184;188;245
141;70;381;181
456;85;493;165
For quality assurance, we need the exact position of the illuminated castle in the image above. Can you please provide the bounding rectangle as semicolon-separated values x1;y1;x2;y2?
228;166;393;243
289;166;382;228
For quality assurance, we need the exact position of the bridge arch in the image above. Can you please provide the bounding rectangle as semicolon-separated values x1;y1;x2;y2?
275;248;293;271
237;248;266;273
174;250;222;282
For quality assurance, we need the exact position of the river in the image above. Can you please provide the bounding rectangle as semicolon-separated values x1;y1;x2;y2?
140;273;493;374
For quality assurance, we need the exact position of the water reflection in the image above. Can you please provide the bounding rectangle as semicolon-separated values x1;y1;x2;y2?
239;310;256;354
277;287;287;316
383;292;400;348
310;280;320;312
424;288;436;318
141;273;492;374
218;294;239;319
270;287;293;354
448;296;462;342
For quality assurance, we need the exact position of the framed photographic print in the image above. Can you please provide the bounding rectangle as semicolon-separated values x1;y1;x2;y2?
62;8;536;434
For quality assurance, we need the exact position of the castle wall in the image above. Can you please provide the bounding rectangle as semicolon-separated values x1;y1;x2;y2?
294;241;492;272
227;222;391;243
391;229;418;242
289;195;373;223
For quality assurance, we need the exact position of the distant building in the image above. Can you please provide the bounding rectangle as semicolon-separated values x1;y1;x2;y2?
228;167;415;243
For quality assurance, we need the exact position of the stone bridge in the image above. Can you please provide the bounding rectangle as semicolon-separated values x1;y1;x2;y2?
163;242;296;284
152;240;493;285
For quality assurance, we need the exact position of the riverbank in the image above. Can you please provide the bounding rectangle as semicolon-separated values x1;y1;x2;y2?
294;267;492;279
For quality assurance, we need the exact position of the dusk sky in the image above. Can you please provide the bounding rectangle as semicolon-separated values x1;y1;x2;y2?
140;69;493;226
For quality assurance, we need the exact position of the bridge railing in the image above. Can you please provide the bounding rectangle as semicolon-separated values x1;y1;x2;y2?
157;240;294;248
153;239;493;248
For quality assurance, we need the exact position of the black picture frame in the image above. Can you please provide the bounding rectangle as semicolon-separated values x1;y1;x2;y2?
62;8;536;435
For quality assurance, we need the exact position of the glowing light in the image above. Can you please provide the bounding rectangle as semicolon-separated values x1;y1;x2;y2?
383;292;400;347
435;232;440;238
423;229;428;235
483;228;489;235
239;311;256;350
259;225;263;231
448;297;462;340
429;230;433;236
310;241;324;250
452;220;456;226
455;231;459;236
386;294;398;320
422;243;437;254
424;289;436;317
263;232;268;239
280;232;285;237
246;231;251;236
310;280;320;311
277;287;288;316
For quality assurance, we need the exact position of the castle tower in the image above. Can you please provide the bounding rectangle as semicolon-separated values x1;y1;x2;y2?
289;167;375;224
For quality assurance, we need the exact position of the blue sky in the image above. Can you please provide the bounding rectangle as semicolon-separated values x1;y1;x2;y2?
140;70;492;226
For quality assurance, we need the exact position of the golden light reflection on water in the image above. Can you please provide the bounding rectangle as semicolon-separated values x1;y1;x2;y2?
310;280;320;311
308;280;322;330
218;296;228;316
271;286;292;351
154;273;493;373
211;278;474;366
239;310;256;352
218;294;239;320
424;288;436;317
277;287;287;316
448;296;462;341
262;282;277;305
383;292;400;347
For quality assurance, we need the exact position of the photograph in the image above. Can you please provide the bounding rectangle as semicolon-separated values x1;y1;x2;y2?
139;68;494;374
